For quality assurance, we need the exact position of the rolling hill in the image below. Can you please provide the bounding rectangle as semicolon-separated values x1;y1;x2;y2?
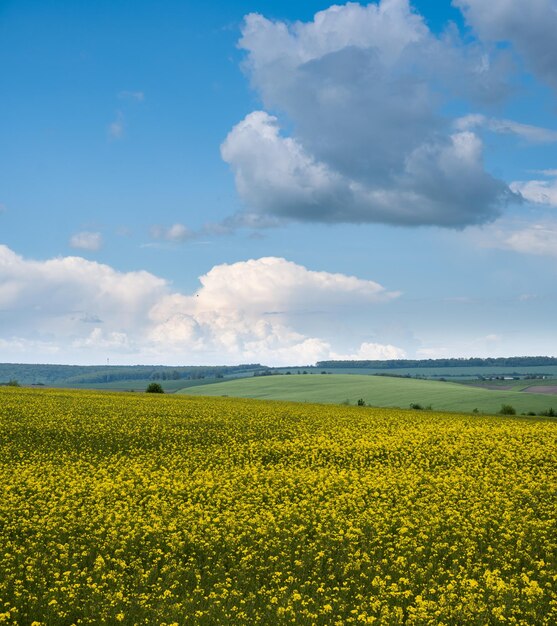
178;374;557;414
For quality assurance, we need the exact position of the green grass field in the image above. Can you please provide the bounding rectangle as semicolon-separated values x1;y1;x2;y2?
53;378;222;393
462;378;557;391
275;364;557;379
178;374;557;414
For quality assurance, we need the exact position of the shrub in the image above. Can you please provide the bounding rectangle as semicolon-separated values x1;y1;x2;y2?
6;379;20;387
409;403;423;410
146;383;164;394
499;404;516;415
539;408;555;417
357;398;366;406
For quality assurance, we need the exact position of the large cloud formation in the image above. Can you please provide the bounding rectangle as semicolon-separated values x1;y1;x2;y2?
221;0;515;228
0;245;402;365
454;1;557;211
455;0;557;94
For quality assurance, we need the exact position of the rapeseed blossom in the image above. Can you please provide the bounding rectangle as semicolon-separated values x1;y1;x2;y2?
0;387;556;624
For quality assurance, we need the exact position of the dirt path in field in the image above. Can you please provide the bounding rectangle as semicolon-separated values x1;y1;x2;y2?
522;385;557;395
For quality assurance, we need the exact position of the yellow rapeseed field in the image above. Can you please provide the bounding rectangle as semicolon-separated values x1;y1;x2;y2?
0;386;556;625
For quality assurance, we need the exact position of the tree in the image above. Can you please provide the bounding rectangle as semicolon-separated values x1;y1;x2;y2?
499;404;516;415
146;382;164;394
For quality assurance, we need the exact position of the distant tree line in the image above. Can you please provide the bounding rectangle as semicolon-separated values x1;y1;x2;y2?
316;357;557;369
0;363;265;386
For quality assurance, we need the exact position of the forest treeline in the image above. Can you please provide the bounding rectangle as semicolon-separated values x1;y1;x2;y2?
0;363;264;385
316;357;557;369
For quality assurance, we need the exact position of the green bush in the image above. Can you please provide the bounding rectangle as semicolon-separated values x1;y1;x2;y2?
499;404;516;415
146;383;164;394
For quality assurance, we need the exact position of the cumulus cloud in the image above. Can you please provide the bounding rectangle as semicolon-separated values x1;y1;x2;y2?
510;172;557;206
221;0;515;228
147;257;400;364
0;245;167;338
455;0;557;93
70;231;103;251
0;246;402;365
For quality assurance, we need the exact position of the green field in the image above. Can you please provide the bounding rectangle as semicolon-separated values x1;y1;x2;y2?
179;374;557;414
462;378;557;391
48;377;223;393
275;364;557;379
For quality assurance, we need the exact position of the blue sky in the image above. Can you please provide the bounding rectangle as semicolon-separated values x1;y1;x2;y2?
1;0;557;365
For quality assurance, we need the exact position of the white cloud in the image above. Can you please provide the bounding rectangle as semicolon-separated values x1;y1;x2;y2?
108;112;124;140
221;1;515;228
473;219;557;258
72;327;132;351
150;223;196;242
149;220;255;243
331;341;406;361
199;257;397;309
0;246;402;365
455;0;557;93
455;114;557;143
0;244;167;338
147;257;400;365
70;231;103;251
510;173;557;207
503;223;557;258
0;336;61;356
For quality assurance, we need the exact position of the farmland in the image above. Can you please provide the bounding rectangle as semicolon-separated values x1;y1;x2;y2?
4;359;557;392
287;365;557;380
1;386;556;624
179;374;557;415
